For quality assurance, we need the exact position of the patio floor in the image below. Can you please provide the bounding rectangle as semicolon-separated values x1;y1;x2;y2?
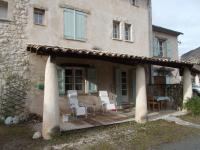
60;109;177;131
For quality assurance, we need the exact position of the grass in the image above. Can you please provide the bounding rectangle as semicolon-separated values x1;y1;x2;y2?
180;114;200;124
87;120;200;150
0;120;200;150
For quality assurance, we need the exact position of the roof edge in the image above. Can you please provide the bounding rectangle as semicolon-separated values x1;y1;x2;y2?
153;25;183;36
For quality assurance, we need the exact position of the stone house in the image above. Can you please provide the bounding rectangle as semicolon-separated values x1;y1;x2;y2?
0;0;196;139
181;47;200;86
151;25;183;85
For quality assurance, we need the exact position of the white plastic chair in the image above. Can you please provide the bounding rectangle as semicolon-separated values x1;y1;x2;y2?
99;91;117;112
67;90;87;118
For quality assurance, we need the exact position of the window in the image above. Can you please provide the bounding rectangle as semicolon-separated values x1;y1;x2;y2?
64;9;86;41
87;68;97;93
34;8;45;25
121;72;128;96
158;39;167;57
166;76;172;84
154;38;168;57
58;67;97;95
65;68;84;92
113;21;120;39
125;23;131;41
130;0;136;5
0;1;8;19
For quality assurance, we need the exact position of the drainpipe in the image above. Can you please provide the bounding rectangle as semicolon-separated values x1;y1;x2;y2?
148;0;154;84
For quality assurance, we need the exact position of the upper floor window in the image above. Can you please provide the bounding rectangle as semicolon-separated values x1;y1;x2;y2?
0;1;8;19
158;39;165;57
130;0;136;5
64;9;86;41
153;37;173;58
113;20;120;39
34;8;45;25
125;23;131;41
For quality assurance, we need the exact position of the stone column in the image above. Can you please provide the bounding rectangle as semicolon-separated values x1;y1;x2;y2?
183;67;192;105
42;56;60;140
135;65;148;123
195;74;200;86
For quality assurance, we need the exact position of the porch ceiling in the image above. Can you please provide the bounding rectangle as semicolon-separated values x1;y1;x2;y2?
27;44;199;70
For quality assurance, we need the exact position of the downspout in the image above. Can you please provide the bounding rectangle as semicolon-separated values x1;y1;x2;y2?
148;0;153;84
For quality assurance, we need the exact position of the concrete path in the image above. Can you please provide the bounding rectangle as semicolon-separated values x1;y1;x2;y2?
154;111;200;129
151;111;200;150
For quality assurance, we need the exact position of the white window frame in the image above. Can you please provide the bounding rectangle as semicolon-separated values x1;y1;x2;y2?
157;38;167;57
33;8;45;25
112;20;121;40
130;0;136;6
0;1;8;19
65;67;85;93
121;71;128;96
124;23;132;41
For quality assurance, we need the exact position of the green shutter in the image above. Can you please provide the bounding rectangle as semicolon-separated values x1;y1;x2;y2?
163;41;167;57
87;68;97;93
153;38;159;56
64;9;75;39
166;40;172;58
75;11;86;40
57;67;65;95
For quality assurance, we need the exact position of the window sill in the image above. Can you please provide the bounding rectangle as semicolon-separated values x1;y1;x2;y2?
64;36;87;43
0;18;12;23
153;56;171;59
124;40;134;43
34;23;46;27
112;38;123;41
131;4;139;8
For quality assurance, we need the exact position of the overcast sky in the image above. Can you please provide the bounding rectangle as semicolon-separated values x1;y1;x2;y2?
152;0;200;56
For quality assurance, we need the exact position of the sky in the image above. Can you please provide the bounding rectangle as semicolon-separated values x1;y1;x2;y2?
152;0;200;56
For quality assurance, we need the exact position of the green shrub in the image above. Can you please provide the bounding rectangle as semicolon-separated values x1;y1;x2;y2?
185;97;200;116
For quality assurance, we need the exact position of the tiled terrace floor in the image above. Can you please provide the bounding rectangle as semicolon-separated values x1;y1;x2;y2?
60;109;177;131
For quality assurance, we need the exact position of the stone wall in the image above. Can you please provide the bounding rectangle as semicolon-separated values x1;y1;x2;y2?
0;0;30;78
0;0;30;119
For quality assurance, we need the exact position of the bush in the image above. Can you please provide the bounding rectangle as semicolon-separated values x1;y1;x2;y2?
185;96;200;116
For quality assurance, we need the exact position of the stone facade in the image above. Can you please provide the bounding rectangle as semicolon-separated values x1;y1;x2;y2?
0;0;30;78
0;0;182;118
0;0;30;118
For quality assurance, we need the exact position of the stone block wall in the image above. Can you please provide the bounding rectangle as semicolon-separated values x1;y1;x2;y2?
0;0;30;78
0;0;31;119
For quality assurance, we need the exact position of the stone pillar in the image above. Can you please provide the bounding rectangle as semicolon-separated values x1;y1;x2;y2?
42;56;60;140
135;65;148;123
183;67;192;105
195;74;200;86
